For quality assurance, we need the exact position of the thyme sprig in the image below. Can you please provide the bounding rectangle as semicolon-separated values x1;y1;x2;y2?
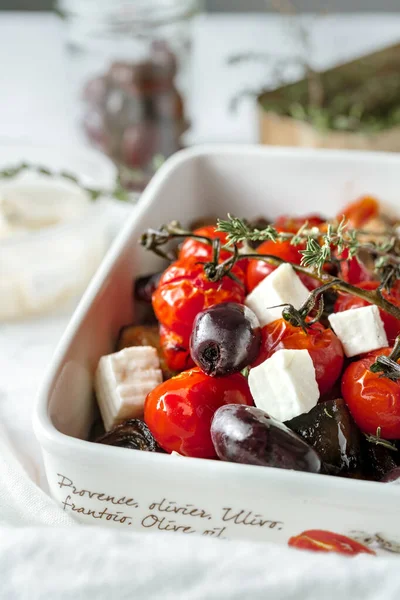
217;214;280;244
217;214;400;278
0;162;130;202
140;219;400;323
364;427;398;452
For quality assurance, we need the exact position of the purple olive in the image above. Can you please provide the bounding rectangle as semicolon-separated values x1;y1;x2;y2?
190;302;261;377
211;405;321;473
381;467;400;483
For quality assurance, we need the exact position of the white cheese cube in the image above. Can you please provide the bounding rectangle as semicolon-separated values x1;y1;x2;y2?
248;349;319;422
328;305;388;358
95;346;163;431
245;263;310;327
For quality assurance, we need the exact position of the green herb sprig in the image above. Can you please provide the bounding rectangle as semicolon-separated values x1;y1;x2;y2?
364;427;398;452
140;217;400;325
216;214;400;279
0;162;130;203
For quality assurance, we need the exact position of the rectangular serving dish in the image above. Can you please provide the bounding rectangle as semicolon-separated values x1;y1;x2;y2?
34;146;400;551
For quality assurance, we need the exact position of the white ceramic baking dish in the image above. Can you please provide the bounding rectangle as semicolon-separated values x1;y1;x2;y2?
34;146;400;553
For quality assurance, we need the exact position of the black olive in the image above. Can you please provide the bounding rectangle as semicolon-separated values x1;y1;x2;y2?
190;302;261;377
211;405;321;473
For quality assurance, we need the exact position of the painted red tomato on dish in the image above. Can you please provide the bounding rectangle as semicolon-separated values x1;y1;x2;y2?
288;530;375;556
254;319;344;396
144;367;253;458
341;348;400;439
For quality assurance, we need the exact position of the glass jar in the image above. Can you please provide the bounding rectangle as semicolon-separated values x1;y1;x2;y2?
59;0;200;189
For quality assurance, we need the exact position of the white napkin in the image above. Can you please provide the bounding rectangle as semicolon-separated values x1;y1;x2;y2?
0;413;400;600
0;421;73;527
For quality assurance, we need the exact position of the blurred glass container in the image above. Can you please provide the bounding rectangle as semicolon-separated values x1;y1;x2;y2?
58;0;200;190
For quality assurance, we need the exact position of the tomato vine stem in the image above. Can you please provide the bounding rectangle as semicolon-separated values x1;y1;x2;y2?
140;224;400;323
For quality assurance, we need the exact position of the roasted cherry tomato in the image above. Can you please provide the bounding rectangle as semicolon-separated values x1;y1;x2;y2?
341;348;400;439
338;195;379;228
179;225;248;280
179;225;230;262
336;248;374;285
152;258;246;371
246;240;318;293
334;281;400;345
288;530;375;556
159;324;194;372
144;367;253;457
274;214;325;234
254;319;344;396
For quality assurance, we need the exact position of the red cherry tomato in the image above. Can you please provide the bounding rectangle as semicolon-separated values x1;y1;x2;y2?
152;258;245;371
254;319;344;396
179;225;248;277
334;281;400;345
338;196;379;228
335;248;373;285
341;348;400;439
246;240;318;292
288;530;375;556
144;367;253;457
274;214;325;234
179;225;231;263
159;325;194;372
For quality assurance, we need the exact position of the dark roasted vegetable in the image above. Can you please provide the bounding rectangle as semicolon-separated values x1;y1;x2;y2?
381;466;400;483
134;272;163;304
361;440;398;481
96;419;163;452
188;216;219;231
247;217;272;249
117;324;160;351
285;398;362;475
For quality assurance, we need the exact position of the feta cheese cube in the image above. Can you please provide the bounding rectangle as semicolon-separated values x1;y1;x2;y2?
245;263;310;327
95;346;163;431
328;305;388;358
248;349;319;422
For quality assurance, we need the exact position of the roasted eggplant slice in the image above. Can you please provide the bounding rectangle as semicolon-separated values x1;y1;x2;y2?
361;440;398;481
96;419;163;452
285;398;362;474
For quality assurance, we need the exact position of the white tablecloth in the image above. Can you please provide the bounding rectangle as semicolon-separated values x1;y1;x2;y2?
1;11;400;599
